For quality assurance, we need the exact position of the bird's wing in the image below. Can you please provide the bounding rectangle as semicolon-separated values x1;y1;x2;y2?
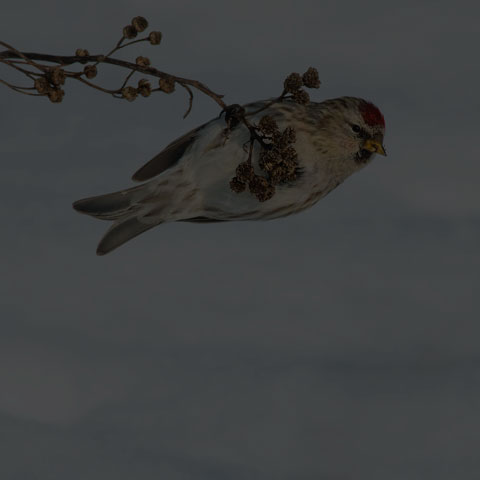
131;99;276;183
131;123;207;182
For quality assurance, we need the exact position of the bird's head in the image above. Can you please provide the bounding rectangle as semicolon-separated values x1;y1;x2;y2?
318;97;386;166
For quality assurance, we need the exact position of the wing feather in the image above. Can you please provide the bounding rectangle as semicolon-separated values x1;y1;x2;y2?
131;124;205;182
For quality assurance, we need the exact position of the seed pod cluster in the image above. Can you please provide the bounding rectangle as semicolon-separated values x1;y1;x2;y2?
230;156;277;202
75;48;89;57
230;161;259;198
132;16;149;33
224;104;246;129
48;67;66;86
83;65;97;79
34;77;49;94
283;67;320;105
248;175;275;202
158;76;175;93
229;177;247;194
229;168;276;202
283;73;303;93
302;67;321;88
148;31;162;45
120;79;155;101
123;25;138;39
257;115;278;136
258;117;298;185
48;88;65;103
33;71;67;103
235;161;255;183
135;56;151;67
121;15;161;44
229;114;299;202
293;89;310;105
121;86;138;101
137;79;152;97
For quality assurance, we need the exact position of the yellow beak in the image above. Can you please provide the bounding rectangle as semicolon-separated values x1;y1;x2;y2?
363;139;387;156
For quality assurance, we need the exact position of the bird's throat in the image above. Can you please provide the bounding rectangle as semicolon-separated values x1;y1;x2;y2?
355;149;373;164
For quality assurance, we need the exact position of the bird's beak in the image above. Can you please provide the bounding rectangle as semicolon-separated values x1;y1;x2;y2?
363;139;387;156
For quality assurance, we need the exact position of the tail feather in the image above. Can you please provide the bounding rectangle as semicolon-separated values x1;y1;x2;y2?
72;185;145;221
74;184;160;254
73;182;185;254
96;217;158;256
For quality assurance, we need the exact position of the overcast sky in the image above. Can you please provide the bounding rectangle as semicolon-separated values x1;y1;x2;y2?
1;1;479;479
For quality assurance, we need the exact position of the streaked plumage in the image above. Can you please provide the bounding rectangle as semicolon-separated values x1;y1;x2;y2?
73;97;386;255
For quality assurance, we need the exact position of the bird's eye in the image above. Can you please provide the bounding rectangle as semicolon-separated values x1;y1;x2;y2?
351;124;361;133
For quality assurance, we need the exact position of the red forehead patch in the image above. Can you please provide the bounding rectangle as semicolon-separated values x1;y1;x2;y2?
360;101;385;128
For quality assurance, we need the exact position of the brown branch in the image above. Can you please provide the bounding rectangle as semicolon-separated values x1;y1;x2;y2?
0;50;226;109
0;41;47;72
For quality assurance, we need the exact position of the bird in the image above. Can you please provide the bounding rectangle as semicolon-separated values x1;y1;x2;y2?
73;96;386;255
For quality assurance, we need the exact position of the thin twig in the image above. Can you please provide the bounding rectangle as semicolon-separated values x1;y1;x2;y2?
2;60;38;79
74;76;121;95
119;69;136;90
180;83;194;118
0;77;42;95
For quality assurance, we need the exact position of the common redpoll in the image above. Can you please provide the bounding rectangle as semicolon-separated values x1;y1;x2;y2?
73;97;386;255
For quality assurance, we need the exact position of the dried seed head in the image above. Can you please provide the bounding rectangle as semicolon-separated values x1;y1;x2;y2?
230;177;246;193
75;48;89;57
273;127;297;149
269;156;298;185
131;16;148;32
135;56;151;67
259;149;280;172
284;72;303;93
224;104;245;129
287;161;298;179
281;160;298;182
281;126;296;145
122;86;138;101
302;67;321;88
280;145;298;162
137;79;152;97
235;161;255;182
293;89;310;105
123;25;138;39
34;77;49;94
48;87;65;103
83;64;97;79
249;175;275;202
283;156;299;172
49;68;66;86
269;165;288;185
258;115;279;136
148;31;162;45
158;76;175;93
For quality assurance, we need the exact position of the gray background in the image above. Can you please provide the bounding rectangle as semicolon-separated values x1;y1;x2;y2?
1;0;479;478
